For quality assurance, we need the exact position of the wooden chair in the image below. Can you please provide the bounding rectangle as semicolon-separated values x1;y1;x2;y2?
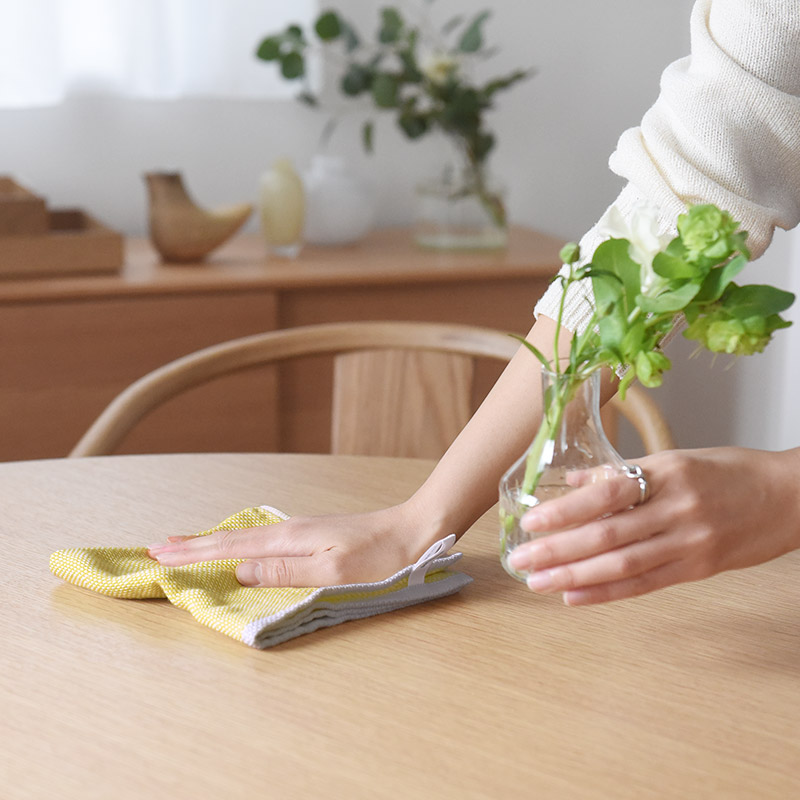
69;321;674;458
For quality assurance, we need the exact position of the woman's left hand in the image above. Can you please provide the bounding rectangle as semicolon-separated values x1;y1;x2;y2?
506;446;800;605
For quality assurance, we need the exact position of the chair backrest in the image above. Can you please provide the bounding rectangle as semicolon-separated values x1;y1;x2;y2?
69;321;674;458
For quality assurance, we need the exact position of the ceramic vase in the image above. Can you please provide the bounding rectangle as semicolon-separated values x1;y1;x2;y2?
258;158;305;258
302;155;374;246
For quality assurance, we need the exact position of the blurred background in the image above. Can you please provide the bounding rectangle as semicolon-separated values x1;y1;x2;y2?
1;0;798;453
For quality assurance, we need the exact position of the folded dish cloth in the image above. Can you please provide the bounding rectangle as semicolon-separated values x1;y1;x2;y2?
49;505;471;649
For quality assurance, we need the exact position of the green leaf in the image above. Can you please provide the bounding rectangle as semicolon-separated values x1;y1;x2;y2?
398;49;423;82
286;25;305;43
635;351;670;388
297;91;318;107
620;320;645;359
379;8;404;43
481;69;531;100
722;284;796;319
362;120;374;153
636;281;701;313
315;11;342;40
591;239;640;312
399;112;429;139
471;131;494;161
652;250;698;280
442;14;465;35
617;369;636;401
589;268;623;319
280;52;305;79
341;21;361;51
255;37;281;61
693;254;748;304
510;334;552;371
371;72;400;107
341;64;372;95
458;11;491;52
559;242;580;265
597;313;626;356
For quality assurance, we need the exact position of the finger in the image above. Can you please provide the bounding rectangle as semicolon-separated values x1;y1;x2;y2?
521;470;647;533
565;464;619;488
148;524;313;566
522;530;681;595
561;559;689;606
236;553;343;588
509;500;666;572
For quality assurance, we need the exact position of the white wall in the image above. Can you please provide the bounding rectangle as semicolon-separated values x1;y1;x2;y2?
6;0;797;452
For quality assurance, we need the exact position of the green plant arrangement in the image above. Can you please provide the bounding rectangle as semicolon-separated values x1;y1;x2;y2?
255;4;532;232
499;202;796;573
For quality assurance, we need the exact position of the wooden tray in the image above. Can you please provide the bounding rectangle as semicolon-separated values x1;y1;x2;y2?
0;209;123;279
0;177;48;236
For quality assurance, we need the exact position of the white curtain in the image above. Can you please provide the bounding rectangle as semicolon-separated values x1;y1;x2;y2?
0;0;315;107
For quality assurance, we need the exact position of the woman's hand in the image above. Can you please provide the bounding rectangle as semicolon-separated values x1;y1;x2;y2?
147;502;439;588
507;447;800;605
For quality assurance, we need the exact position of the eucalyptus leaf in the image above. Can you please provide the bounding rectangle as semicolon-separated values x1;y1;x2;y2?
458;11;491;53
372;72;400;107
297;91;318;107
379;8;404;43
286;25;305;43
362;120;375;153
341;20;361;51
399;112;429;139
441;14;465;35
482;69;531;99
315;11;341;41
341;64;371;95
281;52;305;79
255;37;281;61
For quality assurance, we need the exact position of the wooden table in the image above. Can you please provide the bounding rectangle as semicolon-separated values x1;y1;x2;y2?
0;227;561;461
1;453;799;798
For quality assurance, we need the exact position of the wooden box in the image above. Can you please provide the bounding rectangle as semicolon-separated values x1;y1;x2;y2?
0;209;123;279
0;177;48;236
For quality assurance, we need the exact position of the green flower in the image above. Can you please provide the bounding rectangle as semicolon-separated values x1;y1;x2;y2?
684;307;790;355
676;204;747;264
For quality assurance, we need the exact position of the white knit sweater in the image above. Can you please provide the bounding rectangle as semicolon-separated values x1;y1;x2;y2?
535;0;800;332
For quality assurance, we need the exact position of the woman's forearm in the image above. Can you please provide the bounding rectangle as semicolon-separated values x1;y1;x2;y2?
402;315;574;542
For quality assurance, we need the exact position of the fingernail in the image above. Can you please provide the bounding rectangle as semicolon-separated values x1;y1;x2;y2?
526;571;554;592
236;561;262;587
520;511;543;530
147;542;170;552
153;551;183;565
507;548;527;569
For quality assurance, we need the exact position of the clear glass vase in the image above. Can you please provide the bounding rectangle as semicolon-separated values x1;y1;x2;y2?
414;160;508;251
499;368;629;582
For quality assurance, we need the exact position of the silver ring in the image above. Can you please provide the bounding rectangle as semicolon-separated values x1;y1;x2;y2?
623;464;650;505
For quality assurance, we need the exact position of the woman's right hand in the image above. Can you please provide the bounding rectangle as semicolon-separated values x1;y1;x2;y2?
147;502;441;588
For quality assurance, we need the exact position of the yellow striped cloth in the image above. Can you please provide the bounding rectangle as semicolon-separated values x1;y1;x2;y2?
49;505;471;648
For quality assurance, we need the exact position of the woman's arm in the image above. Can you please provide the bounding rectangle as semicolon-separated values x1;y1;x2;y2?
508;446;800;604
147;315;577;586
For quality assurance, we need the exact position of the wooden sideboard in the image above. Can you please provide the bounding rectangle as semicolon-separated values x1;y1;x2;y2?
0;226;562;461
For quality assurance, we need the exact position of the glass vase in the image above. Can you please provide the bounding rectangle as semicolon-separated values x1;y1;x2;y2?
499;368;629;582
414;160;508;251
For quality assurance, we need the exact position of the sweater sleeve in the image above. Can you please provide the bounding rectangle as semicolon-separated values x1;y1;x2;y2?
535;0;800;331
